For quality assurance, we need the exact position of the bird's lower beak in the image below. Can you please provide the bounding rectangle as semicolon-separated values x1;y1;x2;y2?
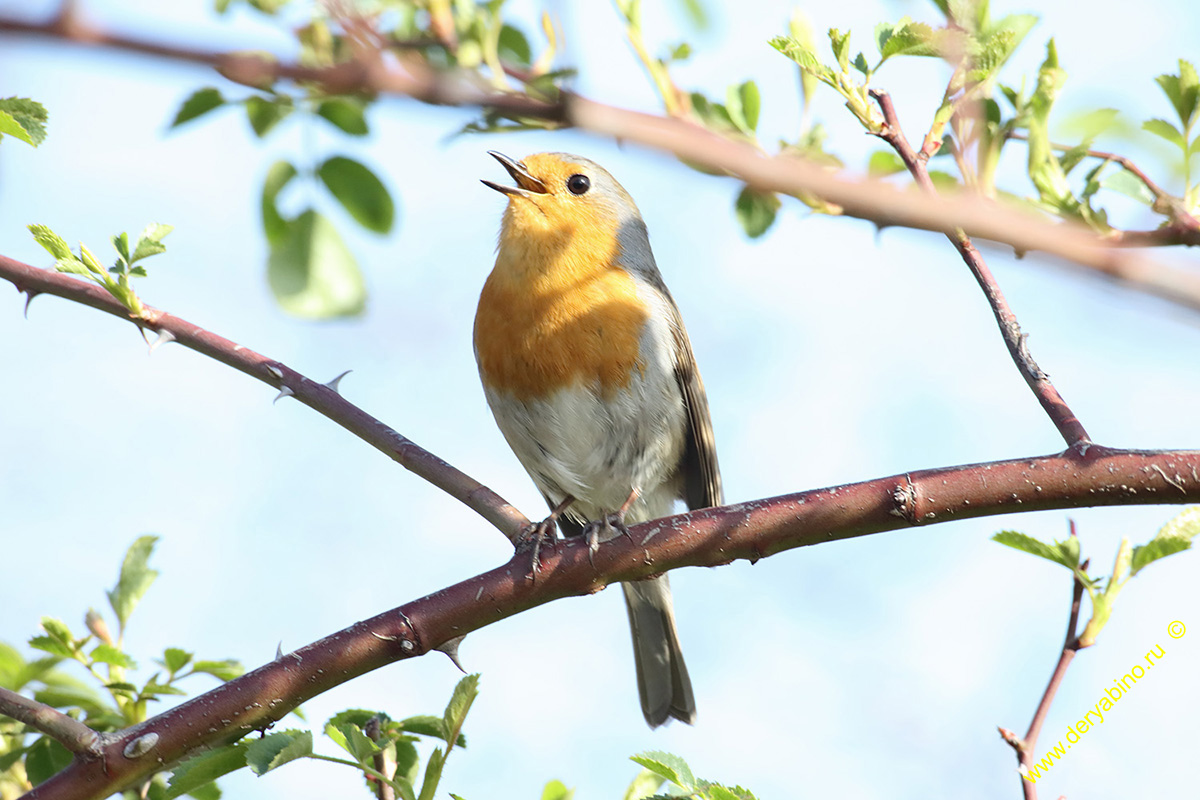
482;151;548;196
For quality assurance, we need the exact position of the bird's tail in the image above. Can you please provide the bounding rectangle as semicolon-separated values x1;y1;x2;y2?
622;576;695;727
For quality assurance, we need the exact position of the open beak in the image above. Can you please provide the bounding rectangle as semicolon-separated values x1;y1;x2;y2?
481;151;548;196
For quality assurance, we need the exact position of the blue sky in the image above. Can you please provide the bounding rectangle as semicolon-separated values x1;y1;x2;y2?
2;0;1200;798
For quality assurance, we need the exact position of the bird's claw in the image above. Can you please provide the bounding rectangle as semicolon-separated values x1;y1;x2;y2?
582;512;630;568
517;515;560;577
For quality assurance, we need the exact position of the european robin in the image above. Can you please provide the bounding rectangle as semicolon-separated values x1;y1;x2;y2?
474;151;722;727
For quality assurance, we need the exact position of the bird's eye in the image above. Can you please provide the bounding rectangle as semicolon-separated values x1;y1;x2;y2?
566;174;591;195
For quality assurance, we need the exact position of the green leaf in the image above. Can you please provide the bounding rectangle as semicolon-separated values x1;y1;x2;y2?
394;739;420;788
442;673;479;744
184;780;222;800
417;747;445;800
768;36;834;82
734;187;780;239
28;224;73;261
172;88;226;128
868;150;907;177
498;24;531;66
24;736;73;785
1155;60;1200;130
261;160;298;245
90;644;136;668
191;659;244;681
165;743;250;799
738;81;760;131
267;209;367;319
324;722;380;761
244;95;293;138
852;52;870;76
540;779;574;800
0;97;48;146
630;751;695;792
131;223;173;263
1143;117;1186;150
112;232;131;264
1026;39;1074;209
246;730;312;776
875;18;944;62
28;636;74;659
107;536;160;633
828;28;851;71
161;648;193;673
1101;170;1155;205
1131;506;1200;576
400;714;450;742
315;97;368;136
32;678;110;716
317;156;395;234
622;767;666;800
992;530;1080;569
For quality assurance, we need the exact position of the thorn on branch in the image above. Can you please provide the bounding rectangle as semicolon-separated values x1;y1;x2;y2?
147;328;176;355
272;385;295;404
436;635;467;673
323;369;351;394
23;290;38;318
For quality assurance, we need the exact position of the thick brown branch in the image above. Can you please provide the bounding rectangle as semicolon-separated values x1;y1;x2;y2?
0;687;103;756
4;13;1200;312
18;445;1200;799
868;89;1090;448
0;254;530;542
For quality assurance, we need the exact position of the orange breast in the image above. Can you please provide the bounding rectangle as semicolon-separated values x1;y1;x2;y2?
474;220;648;401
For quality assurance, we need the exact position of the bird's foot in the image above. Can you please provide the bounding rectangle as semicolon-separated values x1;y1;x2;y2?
582;511;631;567
516;515;559;576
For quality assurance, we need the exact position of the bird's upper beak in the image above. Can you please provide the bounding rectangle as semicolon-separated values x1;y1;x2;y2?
482;151;547;196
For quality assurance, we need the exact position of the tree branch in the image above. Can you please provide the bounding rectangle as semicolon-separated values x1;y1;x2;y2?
4;12;1200;313
999;523;1089;798
0;687;104;756
868;88;1090;448
1;254;530;543
16;445;1200;799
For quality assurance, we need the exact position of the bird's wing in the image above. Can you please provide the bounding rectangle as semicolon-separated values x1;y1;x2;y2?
666;298;723;511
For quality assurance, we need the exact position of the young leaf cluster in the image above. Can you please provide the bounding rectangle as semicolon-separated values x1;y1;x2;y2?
628;750;757;800
994;507;1200;647
0;537;243;794
165;675;479;800
27;223;172;317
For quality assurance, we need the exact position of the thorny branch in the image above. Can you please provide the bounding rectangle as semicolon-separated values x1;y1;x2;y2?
1;253;531;543
14;445;1200;800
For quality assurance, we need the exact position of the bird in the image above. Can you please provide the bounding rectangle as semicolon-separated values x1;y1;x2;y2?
473;151;722;727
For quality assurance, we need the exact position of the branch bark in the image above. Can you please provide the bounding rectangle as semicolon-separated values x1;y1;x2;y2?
15;445;1200;799
0;687;104;756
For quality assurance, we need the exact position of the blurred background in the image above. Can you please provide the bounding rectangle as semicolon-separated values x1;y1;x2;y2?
2;0;1199;798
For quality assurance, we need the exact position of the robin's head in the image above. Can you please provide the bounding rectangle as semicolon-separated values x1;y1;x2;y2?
483;151;644;239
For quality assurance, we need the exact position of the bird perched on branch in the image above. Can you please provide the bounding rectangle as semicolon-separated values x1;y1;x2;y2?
474;151;722;727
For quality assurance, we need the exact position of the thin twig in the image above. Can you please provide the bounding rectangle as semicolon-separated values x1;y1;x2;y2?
869;88;1091;448
1001;522;1089;799
0;254;530;542
0;687;103;755
3;12;1200;311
